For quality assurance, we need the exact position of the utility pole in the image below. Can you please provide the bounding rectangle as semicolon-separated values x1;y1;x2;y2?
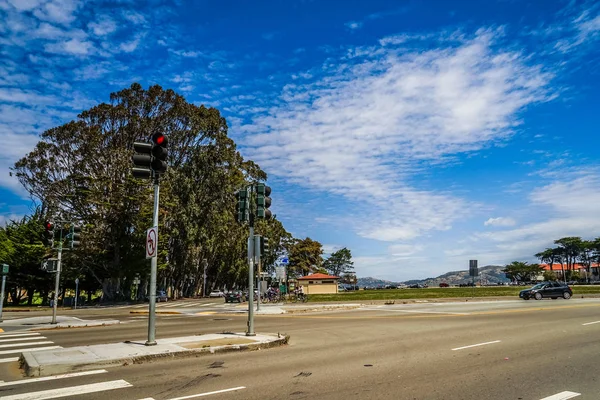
202;259;207;297
146;177;160;346
0;264;9;323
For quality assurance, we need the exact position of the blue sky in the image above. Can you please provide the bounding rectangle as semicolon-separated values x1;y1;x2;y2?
1;0;600;281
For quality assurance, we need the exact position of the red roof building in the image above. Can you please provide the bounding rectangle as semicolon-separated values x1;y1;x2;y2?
297;273;340;280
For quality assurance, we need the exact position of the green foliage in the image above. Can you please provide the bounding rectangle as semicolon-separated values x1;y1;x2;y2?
503;261;543;282
543;270;557;281
288;237;324;277
323;247;354;277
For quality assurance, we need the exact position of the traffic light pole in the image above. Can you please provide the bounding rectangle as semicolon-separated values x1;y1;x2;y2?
146;178;160;346
255;235;261;312
51;243;62;324
247;224;255;336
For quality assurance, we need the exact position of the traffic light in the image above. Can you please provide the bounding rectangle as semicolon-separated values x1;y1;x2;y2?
70;225;81;249
132;142;153;179
151;133;168;174
44;221;55;247
236;189;248;223
131;133;169;179
256;183;272;220
260;236;269;256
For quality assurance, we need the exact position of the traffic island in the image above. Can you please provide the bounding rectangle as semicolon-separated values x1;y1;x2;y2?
20;333;289;377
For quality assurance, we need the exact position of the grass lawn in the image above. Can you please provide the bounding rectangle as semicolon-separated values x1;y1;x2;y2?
308;285;600;302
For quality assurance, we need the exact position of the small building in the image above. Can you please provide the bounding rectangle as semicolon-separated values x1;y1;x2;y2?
297;273;340;294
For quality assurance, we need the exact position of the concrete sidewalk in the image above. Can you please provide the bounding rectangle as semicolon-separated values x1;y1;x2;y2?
0;316;120;331
21;332;289;376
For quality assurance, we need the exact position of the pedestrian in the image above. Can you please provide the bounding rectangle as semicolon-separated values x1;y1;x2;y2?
49;298;54;308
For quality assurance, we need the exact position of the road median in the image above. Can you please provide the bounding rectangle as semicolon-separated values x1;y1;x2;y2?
20;332;289;377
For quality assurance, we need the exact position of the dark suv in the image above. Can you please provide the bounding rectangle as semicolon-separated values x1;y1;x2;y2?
519;282;572;300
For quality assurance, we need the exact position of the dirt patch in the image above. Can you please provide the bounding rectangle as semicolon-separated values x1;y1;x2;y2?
181;338;256;349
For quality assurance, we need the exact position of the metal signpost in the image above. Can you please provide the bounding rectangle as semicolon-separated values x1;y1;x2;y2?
74;278;79;310
255;235;261;312
146;219;159;345
133;275;141;301
0;264;8;322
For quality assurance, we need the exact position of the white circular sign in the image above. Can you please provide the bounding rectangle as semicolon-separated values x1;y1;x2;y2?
146;227;157;258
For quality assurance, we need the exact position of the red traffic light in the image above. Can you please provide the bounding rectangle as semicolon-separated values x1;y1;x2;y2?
45;221;53;231
152;133;168;147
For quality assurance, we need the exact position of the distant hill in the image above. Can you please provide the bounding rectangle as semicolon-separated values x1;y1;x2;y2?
404;265;509;286
357;277;401;288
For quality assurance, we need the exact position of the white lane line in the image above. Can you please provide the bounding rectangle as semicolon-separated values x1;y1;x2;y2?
0;337;47;343
539;391;581;400
0;357;19;363
137;398;156;400
0;369;108;388
200;303;216;307
451;340;501;351
181;303;200;308
582;320;600;326
361;308;470;315
0;379;132;400
160;303;183;308
0;341;53;349
0;333;41;338
168;386;246;400
0;345;61;355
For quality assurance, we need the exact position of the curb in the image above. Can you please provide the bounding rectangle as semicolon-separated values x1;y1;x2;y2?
32;321;120;331
129;310;183;315
21;334;290;377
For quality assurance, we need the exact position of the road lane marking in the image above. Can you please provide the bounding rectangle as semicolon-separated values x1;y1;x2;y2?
452;340;501;351
181;303;200;307
0;379;132;400
168;386;246;400
195;311;216;315
0;346;61;355
0;336;47;343
0;357;19;363
159;303;182;308
361;308;470;315
0;369;108;388
0;333;41;338
539;391;581;400
582;320;600;326
0;341;53;349
200;303;216;307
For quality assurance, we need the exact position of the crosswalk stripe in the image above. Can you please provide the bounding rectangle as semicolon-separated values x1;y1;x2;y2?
159;303;181;308
0;379;132;400
0;341;53;349
0;346;61;355
0;357;19;363
180;303;199;307
0;337;47;343
0;369;108;388
0;333;41;338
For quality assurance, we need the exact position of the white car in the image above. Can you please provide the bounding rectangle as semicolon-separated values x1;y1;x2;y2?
209;290;224;298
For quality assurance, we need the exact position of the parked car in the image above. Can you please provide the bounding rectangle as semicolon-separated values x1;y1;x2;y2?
408;284;427;289
209;290;225;298
439;283;449;288
145;290;168;302
519;282;572;300
224;291;246;303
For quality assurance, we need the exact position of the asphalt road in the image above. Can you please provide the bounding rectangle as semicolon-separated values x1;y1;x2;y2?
0;298;599;399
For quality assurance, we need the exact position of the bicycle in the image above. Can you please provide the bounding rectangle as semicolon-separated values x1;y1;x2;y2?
291;293;308;303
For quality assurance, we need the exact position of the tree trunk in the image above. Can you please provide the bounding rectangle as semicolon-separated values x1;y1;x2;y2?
26;288;34;306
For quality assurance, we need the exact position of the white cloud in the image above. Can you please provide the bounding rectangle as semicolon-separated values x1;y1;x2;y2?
484;217;516;227
119;37;140;53
122;10;145;25
345;21;363;30
242;30;554;243
88;16;117;36
33;0;81;25
555;8;600;52
6;0;43;11
44;37;92;55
